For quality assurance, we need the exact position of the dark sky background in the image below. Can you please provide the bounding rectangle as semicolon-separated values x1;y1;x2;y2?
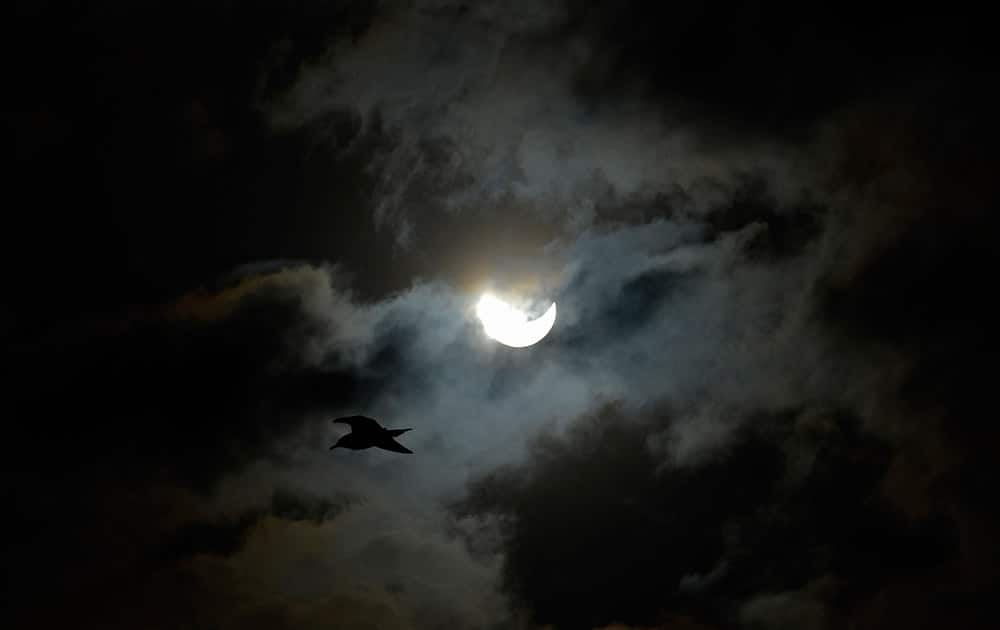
5;2;999;629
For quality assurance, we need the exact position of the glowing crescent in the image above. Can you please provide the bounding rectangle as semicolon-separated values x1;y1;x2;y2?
476;293;556;348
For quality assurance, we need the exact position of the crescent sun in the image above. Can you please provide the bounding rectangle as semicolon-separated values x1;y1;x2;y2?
476;293;557;348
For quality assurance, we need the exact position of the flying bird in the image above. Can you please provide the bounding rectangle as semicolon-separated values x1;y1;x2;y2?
330;415;413;454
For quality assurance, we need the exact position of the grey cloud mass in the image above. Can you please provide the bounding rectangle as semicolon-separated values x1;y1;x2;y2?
135;195;893;627
266;0;814;248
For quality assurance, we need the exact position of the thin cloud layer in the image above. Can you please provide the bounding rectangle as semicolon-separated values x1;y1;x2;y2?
266;0;816;249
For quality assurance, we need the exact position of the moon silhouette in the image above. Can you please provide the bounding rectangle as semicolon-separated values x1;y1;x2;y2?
476;293;557;348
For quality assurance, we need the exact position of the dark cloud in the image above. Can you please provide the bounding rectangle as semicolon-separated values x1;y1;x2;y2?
703;175;826;262
7;271;371;489
159;488;352;561
455;404;963;629
159;512;263;561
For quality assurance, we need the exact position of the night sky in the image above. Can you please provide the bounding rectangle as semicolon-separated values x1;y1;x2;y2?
5;2;999;629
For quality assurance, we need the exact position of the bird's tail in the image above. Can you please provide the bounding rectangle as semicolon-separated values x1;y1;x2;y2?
386;428;412;437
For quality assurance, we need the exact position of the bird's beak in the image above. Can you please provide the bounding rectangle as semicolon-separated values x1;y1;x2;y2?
329;444;338;450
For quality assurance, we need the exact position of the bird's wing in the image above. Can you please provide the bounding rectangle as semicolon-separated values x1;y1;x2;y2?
377;437;414;454
332;415;381;431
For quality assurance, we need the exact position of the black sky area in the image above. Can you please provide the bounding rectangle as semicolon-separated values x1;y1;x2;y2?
5;2;1000;629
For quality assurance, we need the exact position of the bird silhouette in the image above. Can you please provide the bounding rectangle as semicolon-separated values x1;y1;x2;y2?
330;415;413;454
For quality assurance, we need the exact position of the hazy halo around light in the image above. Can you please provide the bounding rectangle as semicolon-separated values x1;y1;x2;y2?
476;293;556;348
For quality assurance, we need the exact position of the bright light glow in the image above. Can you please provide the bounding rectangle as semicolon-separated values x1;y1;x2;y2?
476;293;556;348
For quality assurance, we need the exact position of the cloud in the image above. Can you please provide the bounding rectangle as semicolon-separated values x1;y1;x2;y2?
13;137;928;622
739;576;837;630
9;193;857;626
452;399;965;628
172;507;507;630
266;0;823;251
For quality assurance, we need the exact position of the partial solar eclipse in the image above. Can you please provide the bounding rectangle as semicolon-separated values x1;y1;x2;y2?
476;293;556;348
